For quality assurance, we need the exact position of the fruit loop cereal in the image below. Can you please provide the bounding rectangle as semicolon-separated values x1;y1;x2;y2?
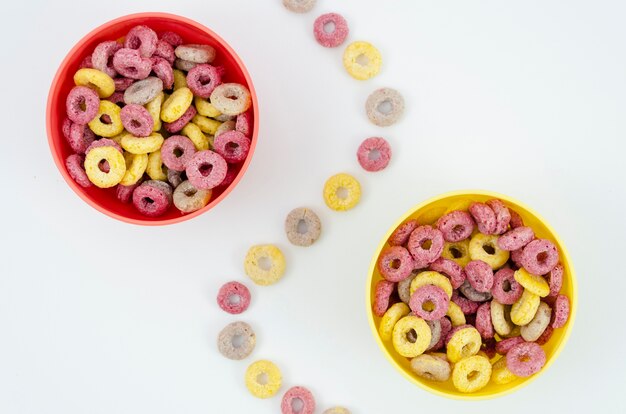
185;150;227;190
66;86;100;125
452;355;492;393
244;245;286;286
437;210;474;243
377;246;414;282
313;13;349;48
491;268;523;305
323;173;361;211
343;41;382;80
365;88;405;126
407;225;444;268
410;285;449;321
283;0;316;13
469;233;510;269
245;360;282;398
281;386;315;414
506;342;546;377
213;131;251;163
284;207;322;247
442;240;471;267
389;219;418;246
217;321;256;360
429;258;465;289
410;354;451;382
210;83;251;116
373;280;396;317
323;408;351;414
356;137;392;172
379;302;410;341
84;145;126;188
392;315;431;358
132;180;173;217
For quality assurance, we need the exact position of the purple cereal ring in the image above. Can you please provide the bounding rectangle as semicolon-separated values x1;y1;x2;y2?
491;268;523;305
486;199;511;235
506;342;546;377
377;246;414;282
389;219;418;247
114;77;135;92
186;150;227;190
430;257;465;289
436;210;475;242
495;336;525;355
217;281;251;314
160;31;183;47
465;260;494;293
213;130;251;164
535;325;554;345
132;180;173;217
113;48;152;80
67;123;96;154
187;64;222;98
164;105;197;133
152;57;174;90
469;202;497;235
509;209;525;229
154;39;175;64
357;137;392;172
116;181;141;203
313;13;349;48
407;225;445;268
120;104;153;137
373;280;396;317
109;92;125;106
475;302;494;339
546;263;564;297
551;294;570;328
511;248;524;268
125;25;158;58
452;291;480;315
520;239;559;275
65;154;91;188
92;40;122;78
497;226;535;251
161;135;197;172
236;111;252;137
66;86;99;125
410;285;449;321
281;386;315;414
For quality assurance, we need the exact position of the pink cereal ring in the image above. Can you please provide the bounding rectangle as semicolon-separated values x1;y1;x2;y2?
236;111;252;137
125;25;158;58
114;77;135;92
92;40;122;78
66;86;100;125
469;202;497;235
451;291;480;315
187;64;222;98
429;257;465;289
161;135;197;172
132;180;173;217
281;386;315;414
65;154;91;188
213;130;251;164
217;281;251;314
486;199;511;235
186;150;228;190
495;336;525;355
164;105;197;133
154;40;175;64
436;210;475;242
67;123;96;154
373;280;396;317
357;137;392;172
506;342;546;377
511;248;524;268
112;48;152;80
410;285;449;321
546;263;564;297
407;225;445;268
509;209;525;229
377;246;414;282
389;219;418;247
116;181;141;203
497;226;535;251
491;268;524;305
465;260;494;293
551;294;570;328
160;31;183;47
520;239;559;275
152;57;174;90
313;13;349;48
120;104;154;137
475;302;494;339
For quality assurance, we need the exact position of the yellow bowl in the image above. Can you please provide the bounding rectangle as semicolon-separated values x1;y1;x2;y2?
366;190;577;400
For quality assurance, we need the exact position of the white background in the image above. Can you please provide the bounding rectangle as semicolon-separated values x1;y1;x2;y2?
1;0;625;412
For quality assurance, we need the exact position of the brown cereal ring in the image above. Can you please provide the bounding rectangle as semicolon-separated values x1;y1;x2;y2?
217;321;256;360
410;354;451;382
284;207;322;247
398;272;418;304
521;301;552;342
365;88;405;127
210;83;252;116
175;44;216;64
459;280;492;302
173;180;211;213
174;58;198;71
124;76;163;105
426;319;442;351
283;0;316;13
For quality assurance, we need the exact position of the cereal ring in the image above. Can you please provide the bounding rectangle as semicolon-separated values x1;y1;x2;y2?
185;150;227;190
511;248;524;268
73;68;115;98
132;180;173;217
154;40;175;64
365;87;404;126
194;96;221;118
356;137;391;172
514;268;550;297
85;138;122;155
429;258;465;289
167;169;184;188
192;114;221;135
151;57;174;89
410;354;451;382
114;77;134;92
446;301;466;327
66;123;96;154
284;207;322;247
323;408;350;414
124;76;163;105
377;246;414;282
217;321;256;360
164;105;197;133
451;291;480;315
407;225;444;267
160;31;183;47
210;83;251;116
546;263;564;297
112;48;152;80
173;69;187;90
187;64;222;98
497;226;535;251
426;319;442;350
66;86;100;125
79;55;93;69
161;135;197;172
520;301;551;341
486;199;511;235
175;44;216;64
551;294;570;328
343;41;382;81
475;302;495;339
379;302;410;341
446;326;482;363
215;113;236;122
146;150;167;181
491;268;524;305
506;342;546;377
491;300;515;337
373;280;395;317
217;281;251;314
245;360;282;399
84;145;126;188
323;173;361;211
452;355;492;393
283;0;316;13
520;239;559;275
175;58;197;71
535;325;554;345
92;41;122;78
244;245;286;286
213;130;251;164
398;272;417;304
313;13;349;48
509;209;525;229
410;285;449;321
459;280;492;302
430;317;452;351
181;122;209;151
215;120;235;137
392;315;431;358
120;104;153;137
465;260;494;293
510;289;540;326
120;153;148;186
495;336;525;355
469;233;510;269
235;111;252;137
161;87;193;122
441;240;471;267
144;91;164;131
121;132;164;155
469;202;497;235
108;91;125;105
491;357;517;385
173;180;211;213
88;100;124;137
65;154;91;188
116;181;141;203
125;25;158;58
389;219;418;246
436;210;475;243
409;271;453;299
281;387;315;414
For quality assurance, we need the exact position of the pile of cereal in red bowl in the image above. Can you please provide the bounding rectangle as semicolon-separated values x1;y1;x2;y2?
62;25;253;217
373;199;572;393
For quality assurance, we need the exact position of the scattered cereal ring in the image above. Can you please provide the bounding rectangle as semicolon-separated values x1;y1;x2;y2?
409;271;453;299
175;44;216;63
373;280;395;317
356;137;391;172
486;199;511;235
73;68;115;98
491;268;524;305
398;272;417;304
124;76;164;105
429;258;465;289
215;120;235;137
161;87;194;122
497;226;535;251
173;180;211;213
475;302;494;339
447;326;482;363
469;202;496;235
92;41;122;78
446;301;466;327
506;342;546;377
283;0;316;13
323;408;350;414
379;302;410;341
217;281;251;314
410;354;451;382
392;315;431;358
551;294;570;328
66;86;100;125
469;233;510;269
442;240;471;267
389;219;418;246
66;122;96;154
284;207;322;247
490;300;514;337
217;321;256;360
244;244;286;286
520;239;559;275
160;31;183;47
323;173;361;211
245;360;282;398
186;150;227;190
407;225;444;267
343;41;382;81
465;260;494;293
281;387;315;414
491;357;517;385
514;268;550;297
146;150;167;181
510;289;540;326
452;355;492;393
495;336;525;355
459;280;492;302
120;104;153;137
132;180;173;217
88;100;124;137
410;285;449;321
181;122;209;151
112;48;152;80
436;210;475;243
161;135;197;172
65;154;91;188
84;145;126;188
121;132;164;155
365;87;404;126
120;152;148;186
213;130;251;163
173;69;187;90
520;301;551;341
546;263;564;297
313;13;349;48
187;64;222;98
451;291;480;315
210;83;252;116
377;246;414;282
125;25;158;58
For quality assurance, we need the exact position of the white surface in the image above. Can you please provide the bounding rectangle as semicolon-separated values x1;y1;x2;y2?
1;0;625;412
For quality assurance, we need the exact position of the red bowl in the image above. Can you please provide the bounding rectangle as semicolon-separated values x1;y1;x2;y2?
46;12;258;225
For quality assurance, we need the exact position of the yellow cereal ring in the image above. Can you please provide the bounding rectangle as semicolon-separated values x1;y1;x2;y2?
490;300;514;337
121;132;164;155
73;68;115;98
452;355;492;393
469;233;510;269
491;357;517;385
84;146;126;188
343;41;382;80
145;92;164;132
181;122;209;151
323;173;361;211
447;327;482;363
146;150;167;181
409;271;453;298
192;114;221;135
514;268;550;297
244;245;286;286
442;240;471;267
410;353;451;382
120;153;148;186
392;315;431;358
88;100;124;137
194;96;222;118
173;69;187;90
446;301;466;327
379;302;410;342
160;87;193;122
444;199;474;214
245;360;282;399
511;289;540;326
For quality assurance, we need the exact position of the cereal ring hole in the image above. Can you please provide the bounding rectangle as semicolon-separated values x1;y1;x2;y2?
376;100;393;115
467;370;480;381
231;334;244;348
336;187;349;199
291;398;304;413
502;279;512;292
356;53;370;66
537;252;548;263
256;372;269;385
297;219;309;234
323;21;336;33
482;244;496;255
258;256;273;271
368;148;381;161
421;239;433;250
130;119;142;129
406;329;418;343
228;294;241;306
422;300;435;312
100;114;112;124
199;163;214;176
173;147;184;157
450;247;463;258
